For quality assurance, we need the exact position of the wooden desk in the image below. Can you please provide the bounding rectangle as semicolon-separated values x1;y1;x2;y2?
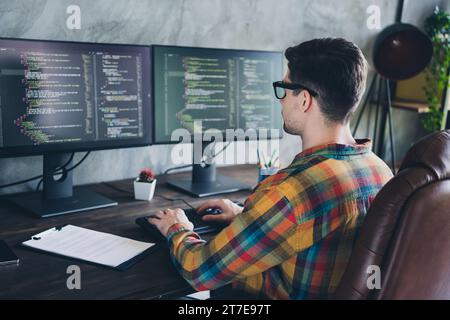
0;165;256;299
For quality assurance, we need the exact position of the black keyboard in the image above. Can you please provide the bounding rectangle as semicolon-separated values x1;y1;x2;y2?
136;208;222;242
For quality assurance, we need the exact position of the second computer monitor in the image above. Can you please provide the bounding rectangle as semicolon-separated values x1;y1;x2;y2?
152;45;283;144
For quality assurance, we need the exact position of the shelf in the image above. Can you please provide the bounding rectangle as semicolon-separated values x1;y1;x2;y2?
391;100;430;113
369;99;430;113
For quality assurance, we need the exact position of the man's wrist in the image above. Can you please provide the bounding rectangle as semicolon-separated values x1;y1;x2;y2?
166;223;193;241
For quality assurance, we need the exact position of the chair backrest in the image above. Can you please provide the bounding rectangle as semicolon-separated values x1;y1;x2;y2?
334;130;450;299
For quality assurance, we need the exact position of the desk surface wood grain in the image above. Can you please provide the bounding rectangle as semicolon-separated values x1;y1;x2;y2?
0;165;256;299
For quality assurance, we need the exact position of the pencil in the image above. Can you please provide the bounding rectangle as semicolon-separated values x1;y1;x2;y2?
268;150;277;167
257;149;261;167
260;150;268;168
271;156;279;167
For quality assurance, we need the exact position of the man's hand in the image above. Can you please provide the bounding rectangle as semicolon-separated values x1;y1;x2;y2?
196;199;244;226
147;208;194;238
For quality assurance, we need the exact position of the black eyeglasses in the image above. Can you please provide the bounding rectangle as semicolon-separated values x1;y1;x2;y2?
272;81;318;99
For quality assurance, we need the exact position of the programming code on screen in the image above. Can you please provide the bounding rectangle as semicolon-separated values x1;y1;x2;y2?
153;46;283;143
0;40;147;148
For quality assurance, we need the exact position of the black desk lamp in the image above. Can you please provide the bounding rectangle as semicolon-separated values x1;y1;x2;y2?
352;1;433;172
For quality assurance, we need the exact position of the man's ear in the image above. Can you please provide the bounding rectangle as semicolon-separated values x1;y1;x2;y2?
300;90;313;112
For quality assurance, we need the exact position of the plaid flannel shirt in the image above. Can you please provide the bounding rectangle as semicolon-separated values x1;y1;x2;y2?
167;139;393;299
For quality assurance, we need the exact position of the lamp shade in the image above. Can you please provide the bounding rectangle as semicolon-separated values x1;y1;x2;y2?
373;23;433;81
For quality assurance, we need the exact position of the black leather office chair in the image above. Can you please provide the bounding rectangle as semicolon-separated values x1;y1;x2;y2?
335;130;450;299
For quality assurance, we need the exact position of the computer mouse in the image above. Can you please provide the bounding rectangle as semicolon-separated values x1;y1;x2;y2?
203;207;222;215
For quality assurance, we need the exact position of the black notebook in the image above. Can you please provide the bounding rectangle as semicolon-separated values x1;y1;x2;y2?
0;240;19;267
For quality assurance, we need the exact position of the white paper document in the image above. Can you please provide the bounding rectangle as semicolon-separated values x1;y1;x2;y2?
23;225;155;268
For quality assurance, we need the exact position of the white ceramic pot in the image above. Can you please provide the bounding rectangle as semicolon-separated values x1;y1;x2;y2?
133;179;157;201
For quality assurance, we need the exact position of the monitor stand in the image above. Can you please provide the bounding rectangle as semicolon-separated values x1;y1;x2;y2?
9;153;117;218
167;141;253;198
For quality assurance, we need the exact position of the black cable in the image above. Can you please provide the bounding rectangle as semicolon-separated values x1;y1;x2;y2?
58;153;75;171
101;182;195;209
36;153;75;192
163;164;192;175
0;173;45;190
210;141;232;159
1;152;83;191
63;151;90;172
37;152;88;191
163;141;232;175
155;194;194;209
101;182;133;195
35;179;43;192
2;140;232;191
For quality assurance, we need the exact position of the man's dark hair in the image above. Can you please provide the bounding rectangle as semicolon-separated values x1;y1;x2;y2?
285;38;367;123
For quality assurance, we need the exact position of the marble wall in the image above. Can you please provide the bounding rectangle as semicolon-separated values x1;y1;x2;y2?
0;0;443;194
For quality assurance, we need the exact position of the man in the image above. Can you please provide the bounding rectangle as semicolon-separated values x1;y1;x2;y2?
149;38;393;299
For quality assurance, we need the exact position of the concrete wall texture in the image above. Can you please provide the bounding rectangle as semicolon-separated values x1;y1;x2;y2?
0;0;447;195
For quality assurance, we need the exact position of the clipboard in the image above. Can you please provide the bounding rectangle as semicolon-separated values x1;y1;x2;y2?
22;225;155;271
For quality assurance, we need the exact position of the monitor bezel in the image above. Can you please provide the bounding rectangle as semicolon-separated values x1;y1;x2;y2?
151;44;284;145
0;37;152;158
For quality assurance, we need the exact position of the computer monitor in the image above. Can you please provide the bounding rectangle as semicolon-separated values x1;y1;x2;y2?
0;38;152;217
152;45;283;197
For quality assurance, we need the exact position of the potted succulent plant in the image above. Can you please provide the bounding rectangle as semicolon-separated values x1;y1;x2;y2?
133;168;156;201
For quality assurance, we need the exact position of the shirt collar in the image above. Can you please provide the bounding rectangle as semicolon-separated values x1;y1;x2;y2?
293;139;372;161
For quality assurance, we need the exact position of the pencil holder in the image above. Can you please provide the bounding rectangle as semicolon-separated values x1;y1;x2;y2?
258;166;278;183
